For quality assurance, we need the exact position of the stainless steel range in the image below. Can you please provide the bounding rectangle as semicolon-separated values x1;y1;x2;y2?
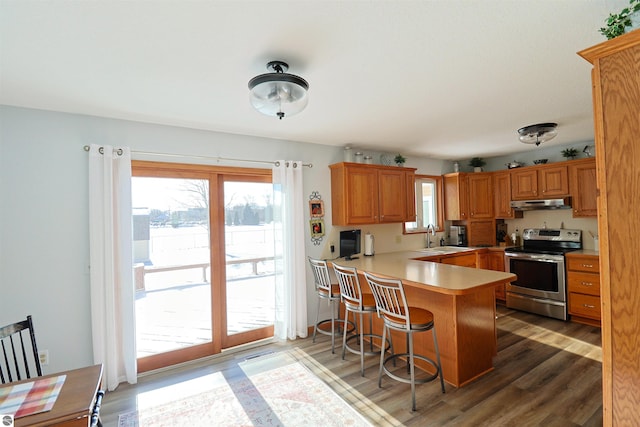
504;228;582;320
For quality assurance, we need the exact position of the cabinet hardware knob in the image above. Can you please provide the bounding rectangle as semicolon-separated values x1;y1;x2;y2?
581;282;594;286
583;304;596;309
582;264;593;268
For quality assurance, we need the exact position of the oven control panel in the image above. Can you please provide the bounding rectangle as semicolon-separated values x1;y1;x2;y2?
522;228;581;242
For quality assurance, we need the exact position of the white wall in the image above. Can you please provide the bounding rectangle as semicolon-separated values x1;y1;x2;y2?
0;105;597;374
0;105;448;373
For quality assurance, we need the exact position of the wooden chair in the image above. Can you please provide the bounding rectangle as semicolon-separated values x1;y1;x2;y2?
364;272;445;411
333;263;391;376
309;257;354;353
0;315;43;384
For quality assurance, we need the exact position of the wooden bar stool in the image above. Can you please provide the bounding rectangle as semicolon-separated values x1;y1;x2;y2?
333;263;391;376
308;257;354;353
364;271;445;411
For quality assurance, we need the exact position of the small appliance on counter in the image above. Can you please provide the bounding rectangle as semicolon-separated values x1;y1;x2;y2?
364;232;375;256
340;229;361;260
449;225;467;246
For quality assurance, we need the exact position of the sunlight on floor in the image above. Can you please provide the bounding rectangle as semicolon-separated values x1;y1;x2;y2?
505;316;602;362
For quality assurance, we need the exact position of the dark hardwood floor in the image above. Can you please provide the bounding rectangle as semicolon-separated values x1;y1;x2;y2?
100;306;603;426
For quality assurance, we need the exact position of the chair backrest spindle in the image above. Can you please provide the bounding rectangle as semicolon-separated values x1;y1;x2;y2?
308;257;333;294
333;263;364;309
0;315;42;384
364;272;412;330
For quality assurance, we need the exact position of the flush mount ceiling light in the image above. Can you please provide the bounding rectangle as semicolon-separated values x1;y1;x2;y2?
248;61;309;120
517;123;558;146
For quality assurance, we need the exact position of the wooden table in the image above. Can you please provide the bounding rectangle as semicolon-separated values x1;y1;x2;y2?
5;364;103;427
332;251;516;387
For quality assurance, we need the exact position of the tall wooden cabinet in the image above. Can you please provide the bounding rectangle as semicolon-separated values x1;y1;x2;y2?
579;29;640;425
444;172;496;246
329;162;416;226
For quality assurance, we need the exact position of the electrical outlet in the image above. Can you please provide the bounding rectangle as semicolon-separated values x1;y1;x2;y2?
395;235;402;244
38;350;49;366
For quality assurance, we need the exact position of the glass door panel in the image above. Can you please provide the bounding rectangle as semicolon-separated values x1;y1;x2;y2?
132;177;212;359
223;180;275;345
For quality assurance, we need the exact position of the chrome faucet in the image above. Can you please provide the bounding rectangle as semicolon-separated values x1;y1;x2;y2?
425;223;436;248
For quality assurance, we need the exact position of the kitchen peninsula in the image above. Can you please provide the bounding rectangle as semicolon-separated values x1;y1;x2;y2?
334;249;516;387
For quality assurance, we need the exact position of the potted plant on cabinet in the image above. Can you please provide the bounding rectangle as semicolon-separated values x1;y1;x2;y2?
394;154;406;166
561;148;579;160
469;157;486;172
600;0;640;40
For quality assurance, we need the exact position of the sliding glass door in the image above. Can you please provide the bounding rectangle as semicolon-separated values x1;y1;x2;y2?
132;161;274;372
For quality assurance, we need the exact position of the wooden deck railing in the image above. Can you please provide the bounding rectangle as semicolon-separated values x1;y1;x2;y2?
134;257;274;291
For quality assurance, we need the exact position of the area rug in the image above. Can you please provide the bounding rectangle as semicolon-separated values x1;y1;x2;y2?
118;349;373;427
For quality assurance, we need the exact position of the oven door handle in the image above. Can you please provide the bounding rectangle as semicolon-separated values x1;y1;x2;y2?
507;292;566;307
505;254;563;263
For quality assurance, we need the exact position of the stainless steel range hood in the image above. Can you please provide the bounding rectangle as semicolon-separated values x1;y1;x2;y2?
510;197;571;211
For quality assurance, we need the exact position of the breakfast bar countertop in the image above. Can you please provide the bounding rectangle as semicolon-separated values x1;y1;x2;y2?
328;249;516;387
333;250;516;295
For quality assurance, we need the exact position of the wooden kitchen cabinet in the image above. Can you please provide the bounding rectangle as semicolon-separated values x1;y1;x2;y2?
467;172;493;218
330;162;416;225
511;164;569;200
566;253;600;327
445;172;493;220
569;158;597;217
467;219;496;247
579;29;640;424
487;250;506;301
493;171;522;219
444;172;468;220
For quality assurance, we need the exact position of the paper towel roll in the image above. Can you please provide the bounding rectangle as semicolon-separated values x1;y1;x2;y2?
364;233;374;256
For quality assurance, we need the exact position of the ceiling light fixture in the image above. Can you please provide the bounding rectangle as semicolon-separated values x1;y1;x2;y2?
517;123;558;146
248;61;309;120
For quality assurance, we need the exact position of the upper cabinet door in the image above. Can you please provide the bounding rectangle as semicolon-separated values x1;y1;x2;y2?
444;173;468;220
493;171;518;219
467;173;493;218
539;165;569;197
378;168;407;223
569;159;597;217
344;165;379;224
511;169;539;200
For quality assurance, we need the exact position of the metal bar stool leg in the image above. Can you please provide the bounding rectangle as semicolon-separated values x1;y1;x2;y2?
313;295;321;343
409;332;417;412
330;299;336;353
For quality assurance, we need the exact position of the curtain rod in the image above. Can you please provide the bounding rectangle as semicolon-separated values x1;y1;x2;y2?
83;145;312;168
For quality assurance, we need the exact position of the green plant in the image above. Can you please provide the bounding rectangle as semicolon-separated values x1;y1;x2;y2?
394;154;406;164
468;157;486;168
562;148;579;159
600;0;640;40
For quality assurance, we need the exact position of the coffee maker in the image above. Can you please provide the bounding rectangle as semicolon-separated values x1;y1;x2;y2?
449;225;467;246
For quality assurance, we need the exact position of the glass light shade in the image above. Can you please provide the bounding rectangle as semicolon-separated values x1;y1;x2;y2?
248;70;309;119
518;123;558;146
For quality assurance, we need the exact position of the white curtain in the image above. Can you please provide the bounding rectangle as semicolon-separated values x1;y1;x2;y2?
273;160;308;340
88;144;137;391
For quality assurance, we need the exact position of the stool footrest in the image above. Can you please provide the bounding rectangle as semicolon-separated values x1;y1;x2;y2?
314;318;356;337
344;333;391;356
382;353;440;385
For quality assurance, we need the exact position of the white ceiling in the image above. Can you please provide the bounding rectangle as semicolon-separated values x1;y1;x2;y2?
0;1;627;160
